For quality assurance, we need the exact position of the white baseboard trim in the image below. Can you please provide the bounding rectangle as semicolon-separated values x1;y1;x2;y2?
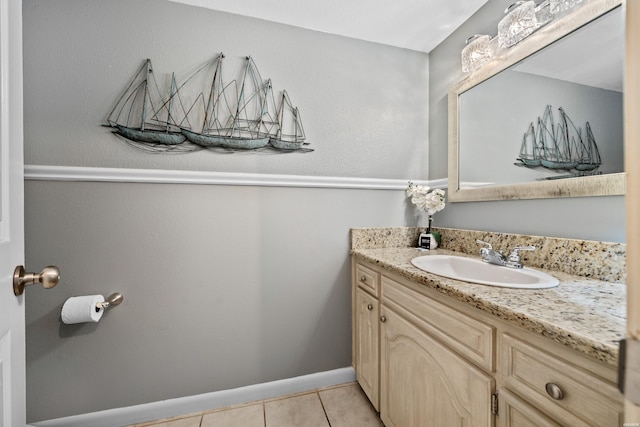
24;164;446;190
31;367;356;427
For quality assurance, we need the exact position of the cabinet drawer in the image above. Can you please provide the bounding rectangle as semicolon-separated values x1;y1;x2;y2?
381;274;495;371
355;262;380;297
501;333;623;427
497;389;561;427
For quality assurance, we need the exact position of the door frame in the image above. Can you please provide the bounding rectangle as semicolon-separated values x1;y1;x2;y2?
624;0;640;421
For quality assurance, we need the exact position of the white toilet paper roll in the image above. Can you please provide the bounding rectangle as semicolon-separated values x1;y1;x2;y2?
61;295;105;324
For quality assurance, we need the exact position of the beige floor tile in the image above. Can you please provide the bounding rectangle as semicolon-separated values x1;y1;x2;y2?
264;392;329;427
132;414;203;427
201;402;265;427
319;383;383;427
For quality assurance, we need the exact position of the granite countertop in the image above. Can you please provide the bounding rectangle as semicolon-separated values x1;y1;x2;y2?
352;247;625;367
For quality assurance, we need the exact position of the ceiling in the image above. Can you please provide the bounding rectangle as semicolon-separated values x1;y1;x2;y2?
169;0;488;53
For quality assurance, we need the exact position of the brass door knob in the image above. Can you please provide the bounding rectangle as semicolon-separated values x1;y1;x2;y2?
13;265;60;296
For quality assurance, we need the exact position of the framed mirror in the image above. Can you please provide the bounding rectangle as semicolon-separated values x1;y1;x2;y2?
448;0;625;202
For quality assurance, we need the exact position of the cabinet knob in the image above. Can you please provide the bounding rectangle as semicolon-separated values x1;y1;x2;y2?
380;315;387;323
367;303;373;311
545;383;564;400
360;275;366;282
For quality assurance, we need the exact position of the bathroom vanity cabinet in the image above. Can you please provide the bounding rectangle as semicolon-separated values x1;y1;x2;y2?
352;257;623;426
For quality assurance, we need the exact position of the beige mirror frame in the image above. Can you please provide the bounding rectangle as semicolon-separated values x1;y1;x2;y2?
448;0;625;202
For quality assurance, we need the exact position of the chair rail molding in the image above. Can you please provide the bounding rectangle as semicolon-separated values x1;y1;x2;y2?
24;165;442;190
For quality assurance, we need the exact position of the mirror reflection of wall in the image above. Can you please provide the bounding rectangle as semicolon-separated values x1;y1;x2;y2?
458;6;623;189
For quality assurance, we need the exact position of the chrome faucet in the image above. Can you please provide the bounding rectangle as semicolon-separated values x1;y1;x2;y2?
476;240;535;269
476;240;504;265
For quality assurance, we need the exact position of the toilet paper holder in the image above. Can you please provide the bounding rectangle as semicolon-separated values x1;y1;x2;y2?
61;293;124;325
96;292;124;309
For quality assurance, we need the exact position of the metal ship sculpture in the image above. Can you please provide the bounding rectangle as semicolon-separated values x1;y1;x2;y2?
106;54;309;153
106;59;187;147
515;105;601;175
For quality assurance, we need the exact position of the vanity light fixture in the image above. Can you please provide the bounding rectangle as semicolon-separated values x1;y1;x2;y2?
535;0;553;26
498;1;555;48
550;0;583;14
461;34;494;73
498;1;539;48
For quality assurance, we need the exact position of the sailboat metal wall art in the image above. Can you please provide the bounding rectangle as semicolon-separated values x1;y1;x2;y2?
106;53;310;154
515;104;601;179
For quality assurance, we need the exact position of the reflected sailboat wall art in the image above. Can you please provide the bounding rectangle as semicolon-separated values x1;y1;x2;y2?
515;105;601;179
105;54;312;154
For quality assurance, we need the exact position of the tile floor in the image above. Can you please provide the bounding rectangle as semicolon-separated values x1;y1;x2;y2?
128;382;384;427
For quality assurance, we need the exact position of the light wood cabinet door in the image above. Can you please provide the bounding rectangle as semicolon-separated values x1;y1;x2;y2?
355;286;380;410
380;307;494;427
497;389;561;427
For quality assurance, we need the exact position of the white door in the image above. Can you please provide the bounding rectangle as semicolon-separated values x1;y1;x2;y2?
0;0;26;425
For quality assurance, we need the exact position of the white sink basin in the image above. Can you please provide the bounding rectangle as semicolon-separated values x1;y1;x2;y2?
411;254;559;289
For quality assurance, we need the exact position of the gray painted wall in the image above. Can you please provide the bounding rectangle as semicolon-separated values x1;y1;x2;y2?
23;0;428;422
22;0;429;178
428;0;626;242
24;181;414;421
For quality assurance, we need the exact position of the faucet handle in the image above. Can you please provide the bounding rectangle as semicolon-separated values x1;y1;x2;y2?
476;240;493;250
508;245;535;261
476;240;495;259
510;245;535;253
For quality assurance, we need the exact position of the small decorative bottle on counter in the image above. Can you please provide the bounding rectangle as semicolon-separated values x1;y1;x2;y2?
418;215;438;250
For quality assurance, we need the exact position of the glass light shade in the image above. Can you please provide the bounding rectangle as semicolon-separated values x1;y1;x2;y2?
535;0;553;27
461;35;493;73
498;1;538;48
550;0;583;14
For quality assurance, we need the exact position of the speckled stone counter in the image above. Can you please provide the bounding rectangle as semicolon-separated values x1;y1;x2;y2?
350;228;626;367
352;227;626;282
